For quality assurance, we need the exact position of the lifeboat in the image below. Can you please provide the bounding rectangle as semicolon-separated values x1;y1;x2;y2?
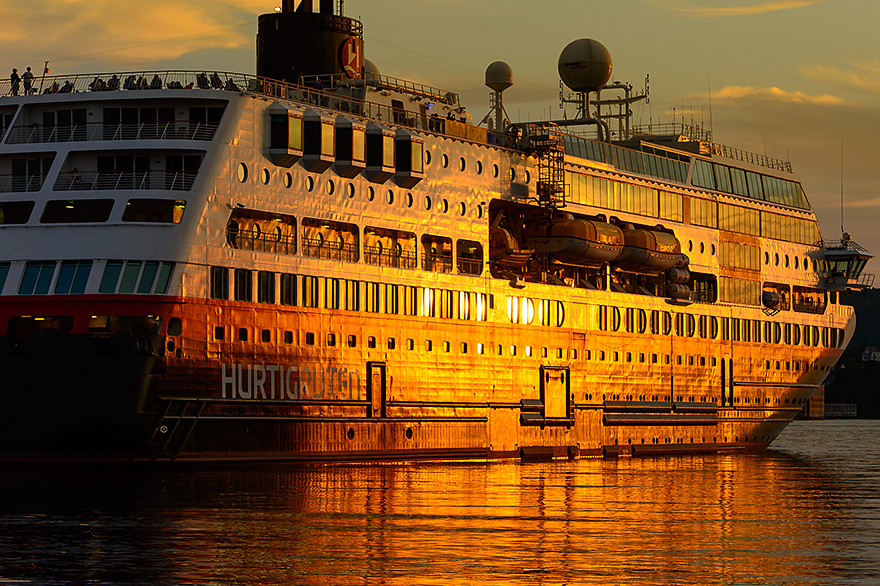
489;226;533;268
523;218;624;265
615;229;682;272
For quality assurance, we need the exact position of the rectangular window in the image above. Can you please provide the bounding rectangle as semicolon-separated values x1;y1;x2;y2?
257;271;275;304
234;269;253;302
280;273;297;305
344;279;359;311
0;262;10;294
118;261;142;293
19;261;56;295
302;275;319;308
365;282;380;313
100;260;124;293
137;261;159;294
325;277;340;310
54;260;92;294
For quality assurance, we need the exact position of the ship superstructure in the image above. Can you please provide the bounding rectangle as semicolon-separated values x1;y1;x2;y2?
0;1;871;463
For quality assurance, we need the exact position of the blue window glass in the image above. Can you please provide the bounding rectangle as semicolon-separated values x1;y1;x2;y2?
100;260;124;293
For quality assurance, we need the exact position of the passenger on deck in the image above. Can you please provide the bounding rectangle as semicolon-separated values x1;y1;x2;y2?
22;67;34;94
210;72;223;89
123;75;136;90
136;76;148;90
89;77;105;91
10;69;20;96
107;75;120;91
150;75;162;89
59;81;73;93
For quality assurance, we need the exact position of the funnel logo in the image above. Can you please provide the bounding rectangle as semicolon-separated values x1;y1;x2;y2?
340;37;362;79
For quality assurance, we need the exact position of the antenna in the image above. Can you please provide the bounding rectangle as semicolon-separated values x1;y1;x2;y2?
841;137;845;238
707;75;714;139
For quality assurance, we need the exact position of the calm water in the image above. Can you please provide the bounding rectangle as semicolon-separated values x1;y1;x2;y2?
1;420;879;585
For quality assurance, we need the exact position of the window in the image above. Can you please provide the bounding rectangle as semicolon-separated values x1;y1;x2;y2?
100;260;174;295
302;276;319;308
238;327;248;341
0;262;10;294
285;331;294;344
122;199;186;223
214;326;224;340
210;267;229;300
0;201;35;224
53;260;92;294
257;271;275;304
234;269;252;302
41;199;114;223
168;317;182;336
280;273;297;305
19;261;56;295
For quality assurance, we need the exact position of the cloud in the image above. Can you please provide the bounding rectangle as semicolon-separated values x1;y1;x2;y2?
0;0;265;68
708;85;846;105
645;0;826;17
801;61;880;95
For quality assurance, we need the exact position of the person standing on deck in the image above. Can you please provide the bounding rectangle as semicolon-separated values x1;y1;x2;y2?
10;68;20;95
21;67;34;94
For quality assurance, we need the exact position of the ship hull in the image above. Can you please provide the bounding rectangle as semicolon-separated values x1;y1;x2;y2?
0;295;822;466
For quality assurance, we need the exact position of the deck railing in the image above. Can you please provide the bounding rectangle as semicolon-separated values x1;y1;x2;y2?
5;121;219;144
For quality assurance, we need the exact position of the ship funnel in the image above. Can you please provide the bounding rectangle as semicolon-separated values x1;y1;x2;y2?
257;0;363;83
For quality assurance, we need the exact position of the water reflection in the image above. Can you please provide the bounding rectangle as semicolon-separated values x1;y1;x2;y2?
1;422;878;585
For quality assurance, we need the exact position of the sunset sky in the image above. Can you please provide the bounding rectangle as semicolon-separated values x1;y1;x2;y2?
3;0;879;265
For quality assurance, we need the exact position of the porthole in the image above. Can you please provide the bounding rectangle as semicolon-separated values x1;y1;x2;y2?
336;235;345;251
386;189;394;204
252;223;261;239
375;241;383;255
424;150;432;166
306;176;314;192
346;183;355;198
774;253;779;266
711;244;716;255
326;179;335;195
459;157;466;172
492;164;499;178
764;251;770;265
509;168;516;181
785;255;790;268
804;257;810;271
524;169;530;183
406;192;414;208
441;199;449;213
368;186;375;201
283;172;292;188
260;168;270;185
441;154;449;168
273;226;282;242
700;242;705;254
476;160;483;175
795;256;799;269
394;242;403;257
477;204;484;218
425;195;432;210
316;233;324;247
459;202;466;216
688;240;693;252
236;162;248;183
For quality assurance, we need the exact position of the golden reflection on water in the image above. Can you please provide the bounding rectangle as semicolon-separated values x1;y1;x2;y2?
154;453;851;586
5;423;879;586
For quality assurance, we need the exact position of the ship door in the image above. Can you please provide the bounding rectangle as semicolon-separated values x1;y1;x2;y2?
541;366;570;420
367;361;386;418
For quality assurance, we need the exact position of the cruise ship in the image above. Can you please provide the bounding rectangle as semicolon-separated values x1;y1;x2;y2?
0;0;872;464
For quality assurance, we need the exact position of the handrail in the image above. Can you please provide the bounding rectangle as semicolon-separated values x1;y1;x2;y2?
5;120;219;144
53;170;197;191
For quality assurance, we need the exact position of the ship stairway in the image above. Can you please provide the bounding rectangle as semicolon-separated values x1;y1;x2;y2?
132;398;206;462
528;122;566;206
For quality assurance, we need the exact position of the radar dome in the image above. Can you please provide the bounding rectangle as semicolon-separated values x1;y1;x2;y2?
485;61;513;92
363;59;380;81
558;39;612;93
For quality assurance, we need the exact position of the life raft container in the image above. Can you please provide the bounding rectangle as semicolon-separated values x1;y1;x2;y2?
615;229;682;272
